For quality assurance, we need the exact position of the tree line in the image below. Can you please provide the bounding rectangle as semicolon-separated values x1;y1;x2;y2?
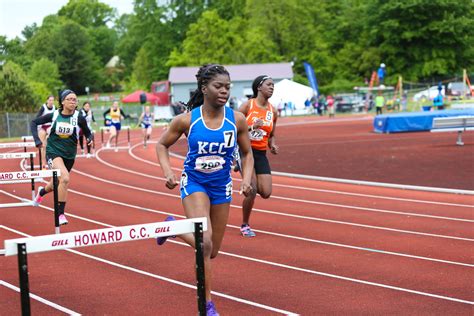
1;0;473;112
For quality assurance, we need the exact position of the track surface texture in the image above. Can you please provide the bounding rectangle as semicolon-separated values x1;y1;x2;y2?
1;114;473;315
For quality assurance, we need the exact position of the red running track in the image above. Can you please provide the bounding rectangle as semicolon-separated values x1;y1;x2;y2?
1;115;473;315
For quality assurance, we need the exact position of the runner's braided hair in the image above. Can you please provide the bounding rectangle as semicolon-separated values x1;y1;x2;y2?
186;64;230;111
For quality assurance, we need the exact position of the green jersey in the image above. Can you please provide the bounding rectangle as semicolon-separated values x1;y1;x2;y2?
31;110;92;160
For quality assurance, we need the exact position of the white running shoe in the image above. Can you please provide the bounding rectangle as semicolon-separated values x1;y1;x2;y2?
86;153;91;159
33;186;44;207
58;214;68;225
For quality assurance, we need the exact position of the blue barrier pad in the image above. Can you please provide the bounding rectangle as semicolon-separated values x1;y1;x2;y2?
373;109;474;133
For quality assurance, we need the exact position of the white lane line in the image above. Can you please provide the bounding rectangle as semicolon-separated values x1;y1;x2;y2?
0;280;80;315
0;226;297;315
73;157;474;242
3;187;472;268
128;143;474;215
269;195;474;223
3;221;473;307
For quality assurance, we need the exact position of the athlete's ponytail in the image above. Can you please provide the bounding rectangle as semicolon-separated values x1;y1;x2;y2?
186;64;230;112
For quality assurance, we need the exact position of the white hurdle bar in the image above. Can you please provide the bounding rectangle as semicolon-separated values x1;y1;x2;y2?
0;152;37;200
0;152;36;160
21;137;42;168
1;140;42;169
3;218;208;316
0;142;36;149
100;125;131;148
0;169;61;209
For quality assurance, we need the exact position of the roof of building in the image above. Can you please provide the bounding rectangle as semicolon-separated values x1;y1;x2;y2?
168;62;293;83
105;55;121;68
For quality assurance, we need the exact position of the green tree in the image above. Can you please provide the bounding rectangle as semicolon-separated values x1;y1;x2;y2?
58;0;118;65
0;61;38;112
26;18;103;92
21;23;39;40
0;36;32;69
364;0;474;81
28;58;63;94
58;0;116;27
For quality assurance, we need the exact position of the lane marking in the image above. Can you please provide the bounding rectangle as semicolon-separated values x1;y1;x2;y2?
129;142;474;209
76;152;474;241
0;226;297;315
0;280;80;315
2;223;472;306
3;188;472;268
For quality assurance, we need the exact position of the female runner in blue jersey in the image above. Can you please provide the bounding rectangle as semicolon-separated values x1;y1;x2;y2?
156;64;253;316
138;105;154;148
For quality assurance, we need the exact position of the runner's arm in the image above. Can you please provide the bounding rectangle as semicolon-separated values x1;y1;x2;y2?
35;106;45;118
30;113;54;146
235;112;254;196
103;108;111;119
156;113;189;189
268;107;279;154
78;115;93;143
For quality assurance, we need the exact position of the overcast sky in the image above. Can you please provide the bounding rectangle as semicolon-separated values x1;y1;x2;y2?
0;0;134;40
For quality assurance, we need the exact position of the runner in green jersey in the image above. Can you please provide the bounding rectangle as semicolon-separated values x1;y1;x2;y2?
30;89;94;225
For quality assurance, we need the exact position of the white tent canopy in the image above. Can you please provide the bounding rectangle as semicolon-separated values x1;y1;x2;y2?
269;79;315;110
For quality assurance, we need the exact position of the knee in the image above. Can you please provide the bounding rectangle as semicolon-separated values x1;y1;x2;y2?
60;174;70;186
259;188;272;199
202;238;213;258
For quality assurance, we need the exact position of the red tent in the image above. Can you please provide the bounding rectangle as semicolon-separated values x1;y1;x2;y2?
121;90;159;104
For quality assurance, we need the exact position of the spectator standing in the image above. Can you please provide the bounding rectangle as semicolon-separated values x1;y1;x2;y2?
327;95;335;118
377;63;386;85
375;92;385;115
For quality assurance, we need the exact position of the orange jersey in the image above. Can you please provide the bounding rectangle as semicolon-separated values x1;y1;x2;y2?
246;99;274;151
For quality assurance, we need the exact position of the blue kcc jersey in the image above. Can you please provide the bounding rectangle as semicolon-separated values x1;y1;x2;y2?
184;106;237;184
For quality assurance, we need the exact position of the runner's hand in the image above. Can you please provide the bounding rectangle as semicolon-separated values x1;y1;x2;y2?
253;118;264;129
240;181;252;197
165;172;179;190
270;144;279;155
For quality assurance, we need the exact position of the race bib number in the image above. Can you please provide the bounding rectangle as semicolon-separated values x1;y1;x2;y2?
249;128;266;141
195;155;225;173
56;122;74;138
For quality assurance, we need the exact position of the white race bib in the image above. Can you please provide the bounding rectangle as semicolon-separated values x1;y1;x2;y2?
195;155;225;173
249;128;266;141
56;122;74;138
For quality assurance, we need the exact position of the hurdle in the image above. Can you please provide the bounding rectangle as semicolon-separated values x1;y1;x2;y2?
0;169;62;232
21;136;42;169
1;139;42;170
3;217;208;316
100;125;131;149
0;152;36;200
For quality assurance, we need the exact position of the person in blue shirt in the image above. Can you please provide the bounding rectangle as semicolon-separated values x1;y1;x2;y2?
377;63;386;85
156;64;253;316
433;92;444;110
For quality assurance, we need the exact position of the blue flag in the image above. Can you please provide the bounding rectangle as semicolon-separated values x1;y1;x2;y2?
303;62;319;96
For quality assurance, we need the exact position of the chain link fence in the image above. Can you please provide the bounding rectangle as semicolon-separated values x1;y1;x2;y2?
1;104;145;139
0;113;36;139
